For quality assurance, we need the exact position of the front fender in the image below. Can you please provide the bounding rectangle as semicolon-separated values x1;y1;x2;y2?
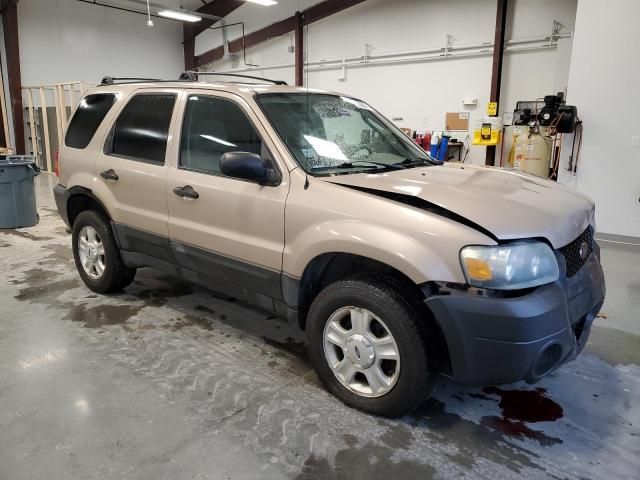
283;219;465;284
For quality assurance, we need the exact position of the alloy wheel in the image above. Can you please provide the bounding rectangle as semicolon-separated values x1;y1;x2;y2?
323;306;400;397
77;225;106;280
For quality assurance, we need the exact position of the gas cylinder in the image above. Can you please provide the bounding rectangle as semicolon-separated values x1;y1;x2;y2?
509;126;552;178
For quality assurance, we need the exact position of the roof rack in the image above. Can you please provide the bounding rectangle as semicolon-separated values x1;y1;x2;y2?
180;71;288;86
100;76;162;86
98;72;289;87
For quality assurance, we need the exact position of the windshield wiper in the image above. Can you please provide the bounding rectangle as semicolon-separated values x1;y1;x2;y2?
312;160;405;171
393;158;440;168
339;160;406;170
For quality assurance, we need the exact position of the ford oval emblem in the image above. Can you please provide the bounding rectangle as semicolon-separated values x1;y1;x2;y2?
579;241;590;260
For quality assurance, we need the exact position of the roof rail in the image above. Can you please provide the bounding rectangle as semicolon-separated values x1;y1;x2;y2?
180;71;288;86
100;76;162;86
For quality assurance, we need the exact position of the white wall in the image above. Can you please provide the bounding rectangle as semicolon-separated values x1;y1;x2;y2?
198;0;577;165
557;0;640;237
17;0;183;86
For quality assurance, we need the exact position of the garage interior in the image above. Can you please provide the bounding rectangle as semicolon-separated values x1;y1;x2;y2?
0;0;639;479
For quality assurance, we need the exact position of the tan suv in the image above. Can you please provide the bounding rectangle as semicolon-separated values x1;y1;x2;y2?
54;74;605;417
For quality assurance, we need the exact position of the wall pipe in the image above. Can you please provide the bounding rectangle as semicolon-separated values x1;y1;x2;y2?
200;32;571;75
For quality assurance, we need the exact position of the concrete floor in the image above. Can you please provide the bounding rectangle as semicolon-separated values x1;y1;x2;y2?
1;174;639;480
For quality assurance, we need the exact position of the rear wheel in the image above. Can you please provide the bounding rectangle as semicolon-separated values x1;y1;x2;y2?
72;210;136;293
306;277;437;417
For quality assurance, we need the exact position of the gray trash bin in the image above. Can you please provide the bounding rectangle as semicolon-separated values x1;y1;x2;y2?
0;155;40;229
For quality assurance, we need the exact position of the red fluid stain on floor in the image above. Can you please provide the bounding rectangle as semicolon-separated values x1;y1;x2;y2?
483;386;564;423
479;416;563;446
478;386;564;445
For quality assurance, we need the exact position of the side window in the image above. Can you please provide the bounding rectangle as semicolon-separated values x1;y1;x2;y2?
180;95;263;175
65;93;116;149
106;94;176;164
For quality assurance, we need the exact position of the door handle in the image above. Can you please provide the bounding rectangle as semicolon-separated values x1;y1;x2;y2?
173;185;199;200
100;169;119;181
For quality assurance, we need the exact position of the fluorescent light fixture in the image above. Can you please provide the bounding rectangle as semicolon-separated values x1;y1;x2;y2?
158;10;202;22
245;0;278;6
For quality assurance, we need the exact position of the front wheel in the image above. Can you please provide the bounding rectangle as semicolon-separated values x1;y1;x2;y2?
306;277;437;417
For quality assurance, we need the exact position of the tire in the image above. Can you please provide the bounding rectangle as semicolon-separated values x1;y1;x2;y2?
306;276;437;417
72;210;136;293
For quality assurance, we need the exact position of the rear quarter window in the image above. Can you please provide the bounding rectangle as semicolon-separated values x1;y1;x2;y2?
65;93;117;149
105;94;176;165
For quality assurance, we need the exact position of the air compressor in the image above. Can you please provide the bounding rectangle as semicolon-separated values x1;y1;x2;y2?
509;92;579;178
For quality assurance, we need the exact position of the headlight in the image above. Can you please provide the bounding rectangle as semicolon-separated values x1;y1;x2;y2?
460;241;559;290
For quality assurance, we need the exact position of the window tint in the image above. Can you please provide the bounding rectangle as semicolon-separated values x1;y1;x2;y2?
65;94;116;149
180;95;262;175
107;94;176;164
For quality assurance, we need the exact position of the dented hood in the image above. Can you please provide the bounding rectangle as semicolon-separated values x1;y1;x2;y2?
323;163;594;248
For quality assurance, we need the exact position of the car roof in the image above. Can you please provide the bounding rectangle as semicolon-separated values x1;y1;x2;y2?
88;81;343;102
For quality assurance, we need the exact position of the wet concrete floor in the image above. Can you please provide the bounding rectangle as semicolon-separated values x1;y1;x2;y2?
0;174;638;479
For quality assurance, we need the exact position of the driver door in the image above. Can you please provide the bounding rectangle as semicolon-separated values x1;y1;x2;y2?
166;91;289;299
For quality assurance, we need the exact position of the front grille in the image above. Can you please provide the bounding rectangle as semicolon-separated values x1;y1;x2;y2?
559;226;594;278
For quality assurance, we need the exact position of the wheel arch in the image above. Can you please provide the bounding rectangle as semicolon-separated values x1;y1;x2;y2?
292;252;452;373
66;186;113;227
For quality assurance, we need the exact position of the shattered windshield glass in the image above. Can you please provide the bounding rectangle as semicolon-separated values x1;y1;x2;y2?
256;93;438;175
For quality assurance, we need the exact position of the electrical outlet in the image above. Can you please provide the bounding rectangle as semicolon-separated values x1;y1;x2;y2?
632;136;640;147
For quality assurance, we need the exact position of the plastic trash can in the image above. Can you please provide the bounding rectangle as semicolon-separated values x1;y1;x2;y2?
0;155;40;228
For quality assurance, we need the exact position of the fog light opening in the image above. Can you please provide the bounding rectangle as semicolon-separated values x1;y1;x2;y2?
534;344;562;377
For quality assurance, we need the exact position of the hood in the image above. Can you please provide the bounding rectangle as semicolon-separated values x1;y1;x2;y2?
323;163;594;248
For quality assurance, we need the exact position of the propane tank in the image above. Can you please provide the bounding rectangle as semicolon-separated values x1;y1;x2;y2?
509;126;552;178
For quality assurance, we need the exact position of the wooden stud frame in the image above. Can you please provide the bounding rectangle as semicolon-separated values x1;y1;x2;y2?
21;81;94;171
39;87;52;172
25;88;39;161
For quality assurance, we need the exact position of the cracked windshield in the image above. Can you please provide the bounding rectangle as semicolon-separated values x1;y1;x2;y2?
257;93;437;175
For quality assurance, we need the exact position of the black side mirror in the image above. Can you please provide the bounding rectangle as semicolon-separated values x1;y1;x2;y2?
220;151;279;185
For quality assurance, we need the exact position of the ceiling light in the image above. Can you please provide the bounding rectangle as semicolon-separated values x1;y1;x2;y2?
245;0;278;6
145;0;153;27
158;10;202;22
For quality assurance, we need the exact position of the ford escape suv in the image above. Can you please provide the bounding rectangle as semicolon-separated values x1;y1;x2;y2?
54;74;605;417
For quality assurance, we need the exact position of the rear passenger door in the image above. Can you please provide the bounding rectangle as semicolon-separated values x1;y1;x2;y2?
93;90;180;260
165;91;289;298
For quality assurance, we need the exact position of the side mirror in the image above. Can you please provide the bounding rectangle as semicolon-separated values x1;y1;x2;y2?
220;151;279;185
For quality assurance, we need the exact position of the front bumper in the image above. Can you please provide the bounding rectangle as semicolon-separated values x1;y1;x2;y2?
424;244;606;385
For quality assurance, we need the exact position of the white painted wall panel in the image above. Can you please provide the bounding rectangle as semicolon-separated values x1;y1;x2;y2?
557;0;640;237
18;0;183;86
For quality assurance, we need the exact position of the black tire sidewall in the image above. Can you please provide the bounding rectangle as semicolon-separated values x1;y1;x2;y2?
306;278;434;417
72;210;125;293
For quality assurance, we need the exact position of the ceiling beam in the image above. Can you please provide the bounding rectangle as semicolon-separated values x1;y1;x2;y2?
226;15;296;55
192;0;244;37
185;0;245;69
194;0;367;69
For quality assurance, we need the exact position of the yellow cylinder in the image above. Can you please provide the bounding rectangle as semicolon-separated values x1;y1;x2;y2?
510;128;552;178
